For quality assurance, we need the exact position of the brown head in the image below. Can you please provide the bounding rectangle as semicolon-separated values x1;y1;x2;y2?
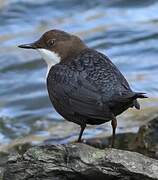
18;29;87;70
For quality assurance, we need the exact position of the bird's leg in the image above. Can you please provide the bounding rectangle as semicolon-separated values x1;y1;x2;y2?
77;124;86;142
111;117;117;148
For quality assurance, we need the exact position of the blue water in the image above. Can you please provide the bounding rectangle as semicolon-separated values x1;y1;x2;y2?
0;0;158;144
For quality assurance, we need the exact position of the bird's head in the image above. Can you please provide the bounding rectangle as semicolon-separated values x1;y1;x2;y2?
18;29;87;69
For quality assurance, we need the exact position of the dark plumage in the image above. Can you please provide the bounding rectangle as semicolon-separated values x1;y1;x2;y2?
18;29;147;147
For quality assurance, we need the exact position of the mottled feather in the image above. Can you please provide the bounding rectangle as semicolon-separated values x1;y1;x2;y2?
47;49;145;125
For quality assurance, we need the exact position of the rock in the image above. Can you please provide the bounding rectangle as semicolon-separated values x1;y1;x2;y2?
0;151;9;180
85;116;158;159
3;143;158;180
0;167;4;180
133;116;158;159
1;116;158;179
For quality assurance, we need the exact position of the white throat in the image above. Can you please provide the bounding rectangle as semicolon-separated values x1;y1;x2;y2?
37;49;61;75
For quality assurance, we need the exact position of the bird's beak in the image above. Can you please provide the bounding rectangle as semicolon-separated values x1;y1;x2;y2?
18;42;37;49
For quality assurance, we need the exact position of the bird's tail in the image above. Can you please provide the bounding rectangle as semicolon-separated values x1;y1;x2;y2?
133;92;148;99
133;92;148;110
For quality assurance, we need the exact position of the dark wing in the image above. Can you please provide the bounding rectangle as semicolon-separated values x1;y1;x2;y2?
47;49;138;120
47;64;114;121
73;49;136;102
90;51;142;110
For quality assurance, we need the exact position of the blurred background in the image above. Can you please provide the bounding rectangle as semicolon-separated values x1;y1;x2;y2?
0;0;158;148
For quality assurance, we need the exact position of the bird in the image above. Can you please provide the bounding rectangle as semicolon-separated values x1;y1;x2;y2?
18;29;147;147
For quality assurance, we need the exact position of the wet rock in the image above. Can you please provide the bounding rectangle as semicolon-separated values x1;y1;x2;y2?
3;143;158;180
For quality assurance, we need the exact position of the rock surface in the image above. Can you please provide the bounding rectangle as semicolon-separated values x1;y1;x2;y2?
2;143;158;180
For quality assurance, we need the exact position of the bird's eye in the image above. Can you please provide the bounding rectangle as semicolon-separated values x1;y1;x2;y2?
47;39;55;47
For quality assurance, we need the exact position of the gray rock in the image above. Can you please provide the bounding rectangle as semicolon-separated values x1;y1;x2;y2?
133;116;158;158
3;143;158;180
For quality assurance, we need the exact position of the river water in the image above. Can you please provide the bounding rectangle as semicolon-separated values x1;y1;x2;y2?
0;0;158;146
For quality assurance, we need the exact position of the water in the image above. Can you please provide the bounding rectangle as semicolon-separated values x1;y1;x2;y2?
0;0;158;146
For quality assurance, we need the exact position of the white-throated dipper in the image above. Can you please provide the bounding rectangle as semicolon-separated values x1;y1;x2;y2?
18;29;147;147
